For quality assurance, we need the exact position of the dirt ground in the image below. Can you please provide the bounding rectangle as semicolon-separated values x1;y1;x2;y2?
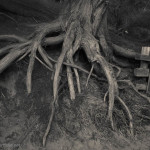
0;12;150;150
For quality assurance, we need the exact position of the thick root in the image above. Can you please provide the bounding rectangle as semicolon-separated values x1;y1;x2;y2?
81;32;118;129
111;43;137;59
43;22;77;145
0;45;28;73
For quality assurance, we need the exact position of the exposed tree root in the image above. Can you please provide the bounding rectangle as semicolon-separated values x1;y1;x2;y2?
118;80;150;103
74;67;81;93
112;56;131;67
0;35;26;42
43;101;55;146
109;63;121;78
111;43;138;59
116;96;134;136
35;56;53;72
0;0;149;147
38;45;53;68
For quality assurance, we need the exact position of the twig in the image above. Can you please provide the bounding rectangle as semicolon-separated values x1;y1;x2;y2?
17;49;31;62
104;91;108;102
0;12;17;23
86;64;94;87
109;63;121;78
35;56;53;72
137;114;150;120
38;45;53;68
43;102;55;146
67;65;76;100
73;68;81;93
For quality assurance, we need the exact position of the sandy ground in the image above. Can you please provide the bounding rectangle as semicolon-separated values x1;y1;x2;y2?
0;12;150;150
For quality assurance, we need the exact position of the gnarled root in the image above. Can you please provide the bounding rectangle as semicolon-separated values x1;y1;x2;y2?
0;0;142;147
81;32;118;129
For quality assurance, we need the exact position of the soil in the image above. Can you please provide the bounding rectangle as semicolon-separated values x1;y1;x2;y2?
0;12;150;150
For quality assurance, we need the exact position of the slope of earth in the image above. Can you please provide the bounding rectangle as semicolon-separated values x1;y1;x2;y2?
0;10;150;150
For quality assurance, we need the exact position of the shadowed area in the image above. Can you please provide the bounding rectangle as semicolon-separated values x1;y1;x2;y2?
0;0;62;19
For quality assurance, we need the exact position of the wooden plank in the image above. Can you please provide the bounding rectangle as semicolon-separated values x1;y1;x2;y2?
136;84;147;91
143;47;150;93
135;47;150;92
147;78;150;93
140;47;150;69
134;68;149;77
147;74;150;93
134;47;150;77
